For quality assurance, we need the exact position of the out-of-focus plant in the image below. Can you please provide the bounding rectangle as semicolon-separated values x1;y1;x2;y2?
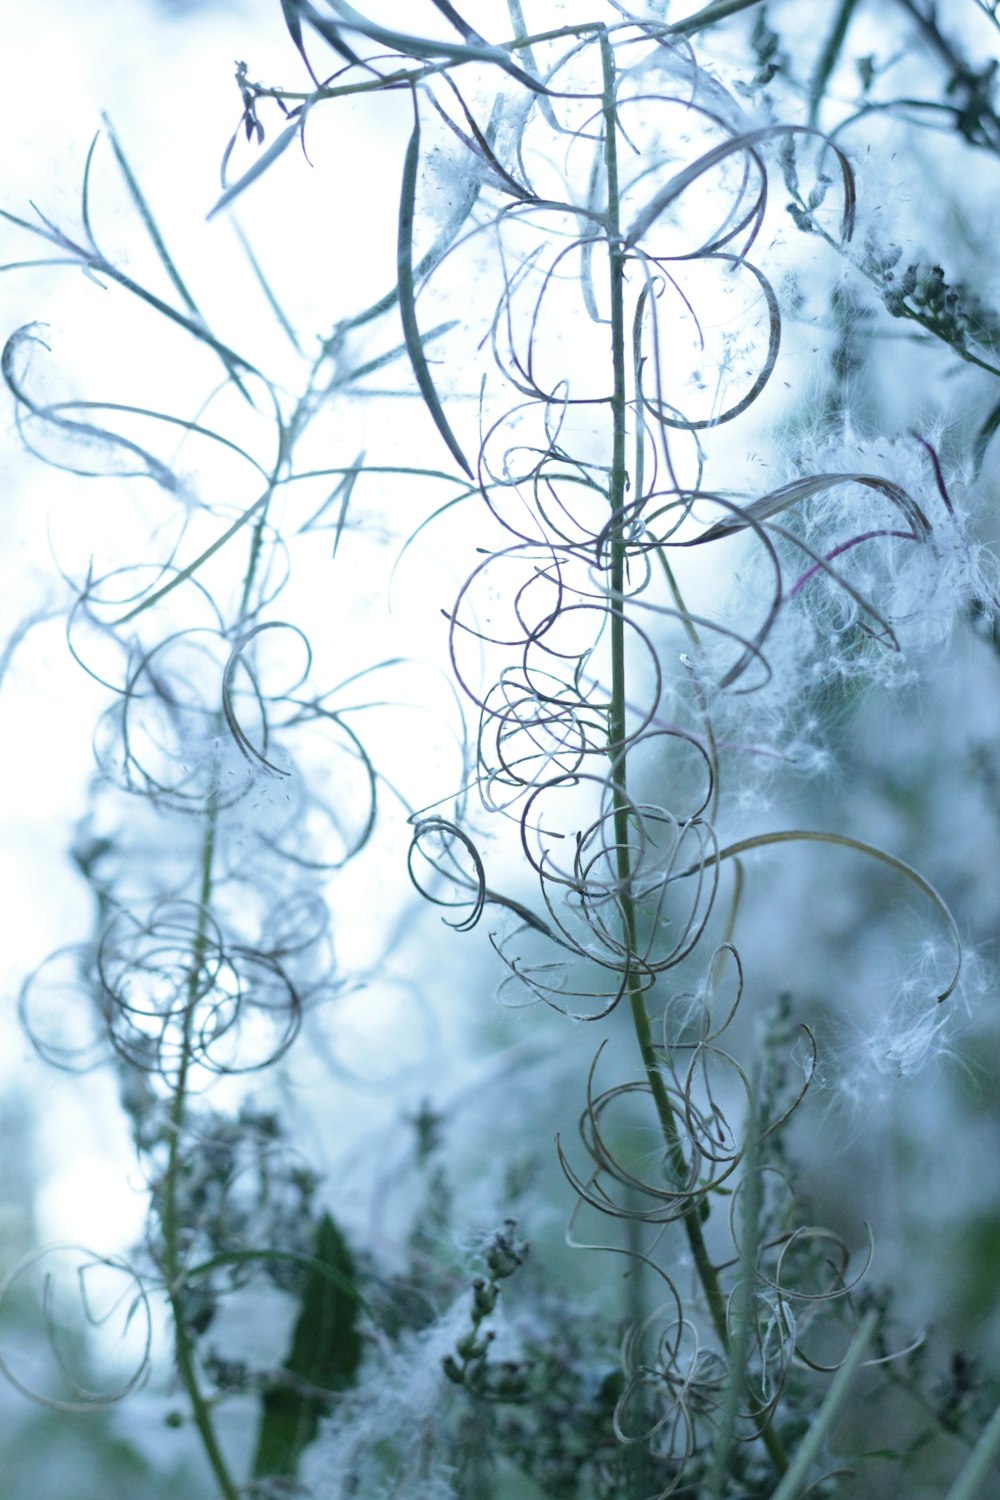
3;3;1000;1498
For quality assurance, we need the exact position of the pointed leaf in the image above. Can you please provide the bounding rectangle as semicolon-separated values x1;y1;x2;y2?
252;1213;362;1479
318;0;551;95
279;0;322;82
430;0;484;41
102;117;199;315
668;0;767;36
691;471;931;544
626;125;855;248
944;1398;1000;1500
769;1312;877;1500
209;117;304;221
398;99;473;477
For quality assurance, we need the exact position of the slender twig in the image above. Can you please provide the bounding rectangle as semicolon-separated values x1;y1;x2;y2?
808;0;861;126
597;27;787;1476
158;792;240;1500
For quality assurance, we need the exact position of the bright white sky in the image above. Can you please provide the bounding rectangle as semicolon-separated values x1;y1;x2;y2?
0;0;619;1253
0;0;919;1256
1;0;296;1251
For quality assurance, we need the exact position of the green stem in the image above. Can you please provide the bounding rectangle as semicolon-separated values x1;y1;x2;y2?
655;548;721;825
158;380;288;1491
597;30;786;1476
769;1312;877;1500
667;0;767;37
159;794;241;1500
705;1100;762;1500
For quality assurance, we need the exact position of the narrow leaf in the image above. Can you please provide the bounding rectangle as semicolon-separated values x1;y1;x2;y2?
298;448;365;551
280;0;322;81
807;0;861;126
974;395;1000;476
209;117;304;221
338;320;458;387
769;1311;877;1500
398;97;473;477
296;0;364;65
113;489;271;625
232;218;303;353
668;0;767;36
102;116;199;315
103;118;259;395
506;0;560;128
626;125;855;248
691;471;931;544
80;132;102;251
318;0;552;95
429;0;484;41
93;259;259;377
944;1398;1000;1500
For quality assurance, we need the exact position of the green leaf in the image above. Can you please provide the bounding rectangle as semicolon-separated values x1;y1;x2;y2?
974;394;1000;475
667;0;768;36
320;0;551;95
429;0;483;41
625;125;855;248
306;448;364;556
252;1213;363;1479
279;0;322;80
102;117;199;317
691;471;931;544
506;0;560;129
398;96;473;478
209;117;304;222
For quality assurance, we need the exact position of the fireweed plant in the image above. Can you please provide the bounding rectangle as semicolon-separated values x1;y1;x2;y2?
3;1;1000;1496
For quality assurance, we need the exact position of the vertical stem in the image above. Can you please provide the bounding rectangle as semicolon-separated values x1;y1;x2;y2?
154;234;318;1494
807;0;860;126
158;790;241;1500
597;30;786;1474
158;411;286;1496
705;1094;762;1499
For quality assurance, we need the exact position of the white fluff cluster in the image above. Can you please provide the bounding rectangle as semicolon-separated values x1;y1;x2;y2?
301;1308;468;1500
698;427;994;777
